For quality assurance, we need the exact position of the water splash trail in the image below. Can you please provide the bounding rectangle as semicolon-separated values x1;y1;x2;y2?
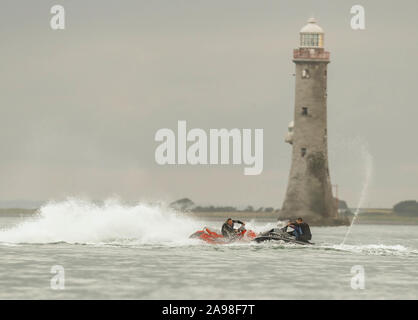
341;144;373;245
0;198;201;245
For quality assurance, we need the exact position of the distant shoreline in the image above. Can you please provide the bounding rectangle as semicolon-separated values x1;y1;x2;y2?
0;208;38;216
1;208;418;225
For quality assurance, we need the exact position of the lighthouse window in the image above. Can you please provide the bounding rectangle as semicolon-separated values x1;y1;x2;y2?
302;107;308;115
302;69;310;79
301;34;319;47
301;148;307;157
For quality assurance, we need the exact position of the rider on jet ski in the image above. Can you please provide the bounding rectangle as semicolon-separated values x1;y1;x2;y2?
221;218;245;239
285;217;312;242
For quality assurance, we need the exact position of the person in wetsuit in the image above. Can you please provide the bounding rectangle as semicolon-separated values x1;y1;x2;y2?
286;217;312;242
221;218;245;239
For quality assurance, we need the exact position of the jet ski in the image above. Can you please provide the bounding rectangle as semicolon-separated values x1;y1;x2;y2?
253;227;313;245
190;226;257;244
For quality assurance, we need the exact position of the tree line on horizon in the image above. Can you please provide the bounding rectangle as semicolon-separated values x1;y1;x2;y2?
169;198;278;213
169;197;351;214
393;200;418;216
170;198;418;217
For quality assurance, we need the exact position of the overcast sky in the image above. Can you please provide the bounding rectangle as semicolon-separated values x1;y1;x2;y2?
0;0;417;208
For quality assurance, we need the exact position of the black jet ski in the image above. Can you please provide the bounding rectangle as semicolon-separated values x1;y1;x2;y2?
253;227;313;245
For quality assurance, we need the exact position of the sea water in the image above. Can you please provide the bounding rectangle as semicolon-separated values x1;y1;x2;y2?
0;199;417;299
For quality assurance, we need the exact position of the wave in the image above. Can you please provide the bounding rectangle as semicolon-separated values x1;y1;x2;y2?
0;198;201;245
322;244;418;256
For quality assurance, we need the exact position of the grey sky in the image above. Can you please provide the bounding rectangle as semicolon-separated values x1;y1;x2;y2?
1;0;417;208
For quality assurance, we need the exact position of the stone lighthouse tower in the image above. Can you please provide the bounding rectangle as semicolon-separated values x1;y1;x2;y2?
280;18;338;223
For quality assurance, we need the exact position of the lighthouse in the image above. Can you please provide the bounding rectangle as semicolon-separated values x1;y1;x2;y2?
280;18;339;223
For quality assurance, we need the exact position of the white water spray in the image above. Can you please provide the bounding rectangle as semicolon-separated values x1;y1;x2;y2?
0;198;201;245
341;144;373;245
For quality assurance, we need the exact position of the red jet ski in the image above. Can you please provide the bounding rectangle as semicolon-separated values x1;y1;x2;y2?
189;226;257;244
